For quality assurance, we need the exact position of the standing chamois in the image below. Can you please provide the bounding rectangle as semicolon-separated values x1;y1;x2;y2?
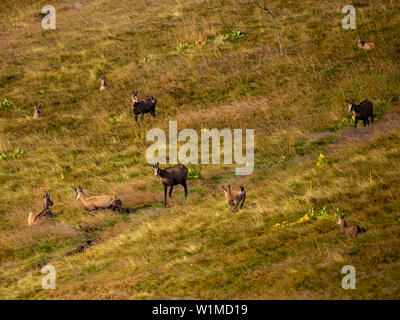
150;162;188;207
346;99;374;128
33;105;45;119
28;191;55;226
221;185;246;212
358;38;375;50
337;213;365;237
71;186;122;211
131;91;157;122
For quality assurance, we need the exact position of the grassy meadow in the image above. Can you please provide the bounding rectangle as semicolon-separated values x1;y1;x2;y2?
0;0;400;299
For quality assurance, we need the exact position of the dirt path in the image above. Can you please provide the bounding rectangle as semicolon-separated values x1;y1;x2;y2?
301;112;400;154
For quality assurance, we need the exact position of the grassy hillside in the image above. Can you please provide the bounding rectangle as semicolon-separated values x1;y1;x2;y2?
0;0;400;299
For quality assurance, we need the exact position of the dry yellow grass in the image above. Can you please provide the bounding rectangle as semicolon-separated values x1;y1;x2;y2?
0;0;400;299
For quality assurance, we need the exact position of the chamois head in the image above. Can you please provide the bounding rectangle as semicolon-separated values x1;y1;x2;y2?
43;190;54;209
34;105;41;113
337;213;345;225
345;99;355;113
71;185;83;201
358;38;365;46
131;91;139;103
150;162;160;177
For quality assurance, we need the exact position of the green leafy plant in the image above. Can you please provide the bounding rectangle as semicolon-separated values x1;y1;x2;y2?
188;164;202;179
224;30;244;41
0;99;13;109
336;117;354;129
176;43;188;51
139;56;150;64
0;147;25;161
108;115;122;123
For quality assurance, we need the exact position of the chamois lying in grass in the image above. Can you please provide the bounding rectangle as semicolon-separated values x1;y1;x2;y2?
358;38;375;50
33;105;45;119
222;185;246;212
71;186;122;212
28;191;55;225
99;76;109;90
337;213;365;237
346;99;374;128
150;162;188;207
131;91;157;122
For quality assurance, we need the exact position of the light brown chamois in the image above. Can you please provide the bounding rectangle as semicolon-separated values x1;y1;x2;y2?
150;162;188;207
28;191;55;226
222;185;246;212
99;76;109;90
337;214;365;237
33;105;45;119
71;186;122;211
358;38;375;50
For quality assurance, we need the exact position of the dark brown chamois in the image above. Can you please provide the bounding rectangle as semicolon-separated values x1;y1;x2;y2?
337;213;365;237
346;99;374;128
151;162;188;207
222;185;246;212
131;91;157;122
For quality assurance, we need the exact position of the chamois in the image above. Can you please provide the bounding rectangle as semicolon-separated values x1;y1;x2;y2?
33;105;44;119
99;76;109;90
28;191;55;226
131;91;157;122
150;162;188;207
337;213;365;237
346;99;374;128
358;38;375;50
221;185;246;212
71;186;122;211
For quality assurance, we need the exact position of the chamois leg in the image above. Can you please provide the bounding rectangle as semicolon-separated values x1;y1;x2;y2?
363;120;367;127
168;185;173;198
354;118;358;129
141;112;144;120
371;114;374;123
163;184;168;207
134;114;138;122
240;194;246;209
182;182;188;200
